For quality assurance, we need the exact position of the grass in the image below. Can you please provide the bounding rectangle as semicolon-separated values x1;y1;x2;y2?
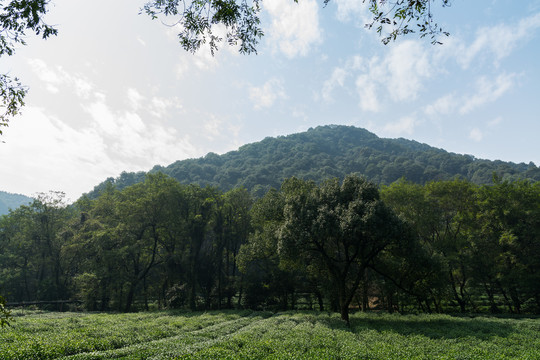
1;310;539;359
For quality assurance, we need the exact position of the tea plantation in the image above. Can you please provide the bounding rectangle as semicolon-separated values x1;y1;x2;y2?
1;310;539;359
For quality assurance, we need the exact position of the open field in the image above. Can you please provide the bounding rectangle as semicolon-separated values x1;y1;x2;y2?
1;310;539;359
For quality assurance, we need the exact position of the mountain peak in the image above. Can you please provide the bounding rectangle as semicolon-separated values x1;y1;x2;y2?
86;125;539;199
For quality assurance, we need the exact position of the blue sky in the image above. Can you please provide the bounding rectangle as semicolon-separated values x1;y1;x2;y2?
2;0;540;201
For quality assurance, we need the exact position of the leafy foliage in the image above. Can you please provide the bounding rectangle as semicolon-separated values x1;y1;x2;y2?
0;0;58;133
143;0;264;55
0;74;25;134
364;0;451;45
143;0;452;55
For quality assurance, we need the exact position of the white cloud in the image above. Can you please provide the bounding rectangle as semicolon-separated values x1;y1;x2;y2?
82;92;193;163
264;0;322;58
320;56;363;102
424;94;457;117
384;41;431;101
204;115;223;140
469;128;483;142
334;0;370;23
150;96;182;118
175;57;191;78
137;36;147;46
193;47;219;71
459;73;516;114
127;88;182;118
424;74;516;118
355;74;380;112
0;106;113;200
249;78;287;109
322;67;348;102
127;88;145;111
172;23;239;78
382;116;418;137
27;58;94;98
444;12;540;69
351;40;432;112
488;116;503;127
83;99;119;136
27;58;63;93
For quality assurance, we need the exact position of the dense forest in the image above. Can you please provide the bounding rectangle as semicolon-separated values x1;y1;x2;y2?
87;125;540;198
1;173;539;322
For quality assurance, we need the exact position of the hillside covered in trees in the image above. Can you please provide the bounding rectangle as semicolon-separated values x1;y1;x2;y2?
0;192;32;216
87;125;540;198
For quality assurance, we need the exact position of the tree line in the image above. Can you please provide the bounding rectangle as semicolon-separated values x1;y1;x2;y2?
1;173;539;322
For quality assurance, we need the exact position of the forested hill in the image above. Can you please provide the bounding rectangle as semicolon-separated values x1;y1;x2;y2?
0;191;33;216
87;125;540;198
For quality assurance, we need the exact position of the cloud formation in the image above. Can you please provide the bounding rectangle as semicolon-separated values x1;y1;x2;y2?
469;128;483;142
334;0;372;25
459;73;517;114
354;41;432;112
5;60;197;199
382;116;419;137
27;58;94;98
440;12;540;69
249;78;287;109
264;0;322;58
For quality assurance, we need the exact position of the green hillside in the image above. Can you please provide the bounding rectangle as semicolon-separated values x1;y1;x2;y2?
0;191;32;216
87;125;540;198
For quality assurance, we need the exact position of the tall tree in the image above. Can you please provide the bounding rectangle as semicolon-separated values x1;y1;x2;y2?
278;175;404;323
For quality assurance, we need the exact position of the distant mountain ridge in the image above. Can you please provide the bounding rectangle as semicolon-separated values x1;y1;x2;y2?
87;125;540;198
0;191;33;215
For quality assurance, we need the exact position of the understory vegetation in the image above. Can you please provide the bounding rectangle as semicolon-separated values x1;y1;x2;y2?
1;310;539;359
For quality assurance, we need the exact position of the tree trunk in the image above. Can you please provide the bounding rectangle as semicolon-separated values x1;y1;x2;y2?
484;283;500;314
338;284;351;325
509;286;521;314
340;302;350;325
124;283;136;312
316;290;324;312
